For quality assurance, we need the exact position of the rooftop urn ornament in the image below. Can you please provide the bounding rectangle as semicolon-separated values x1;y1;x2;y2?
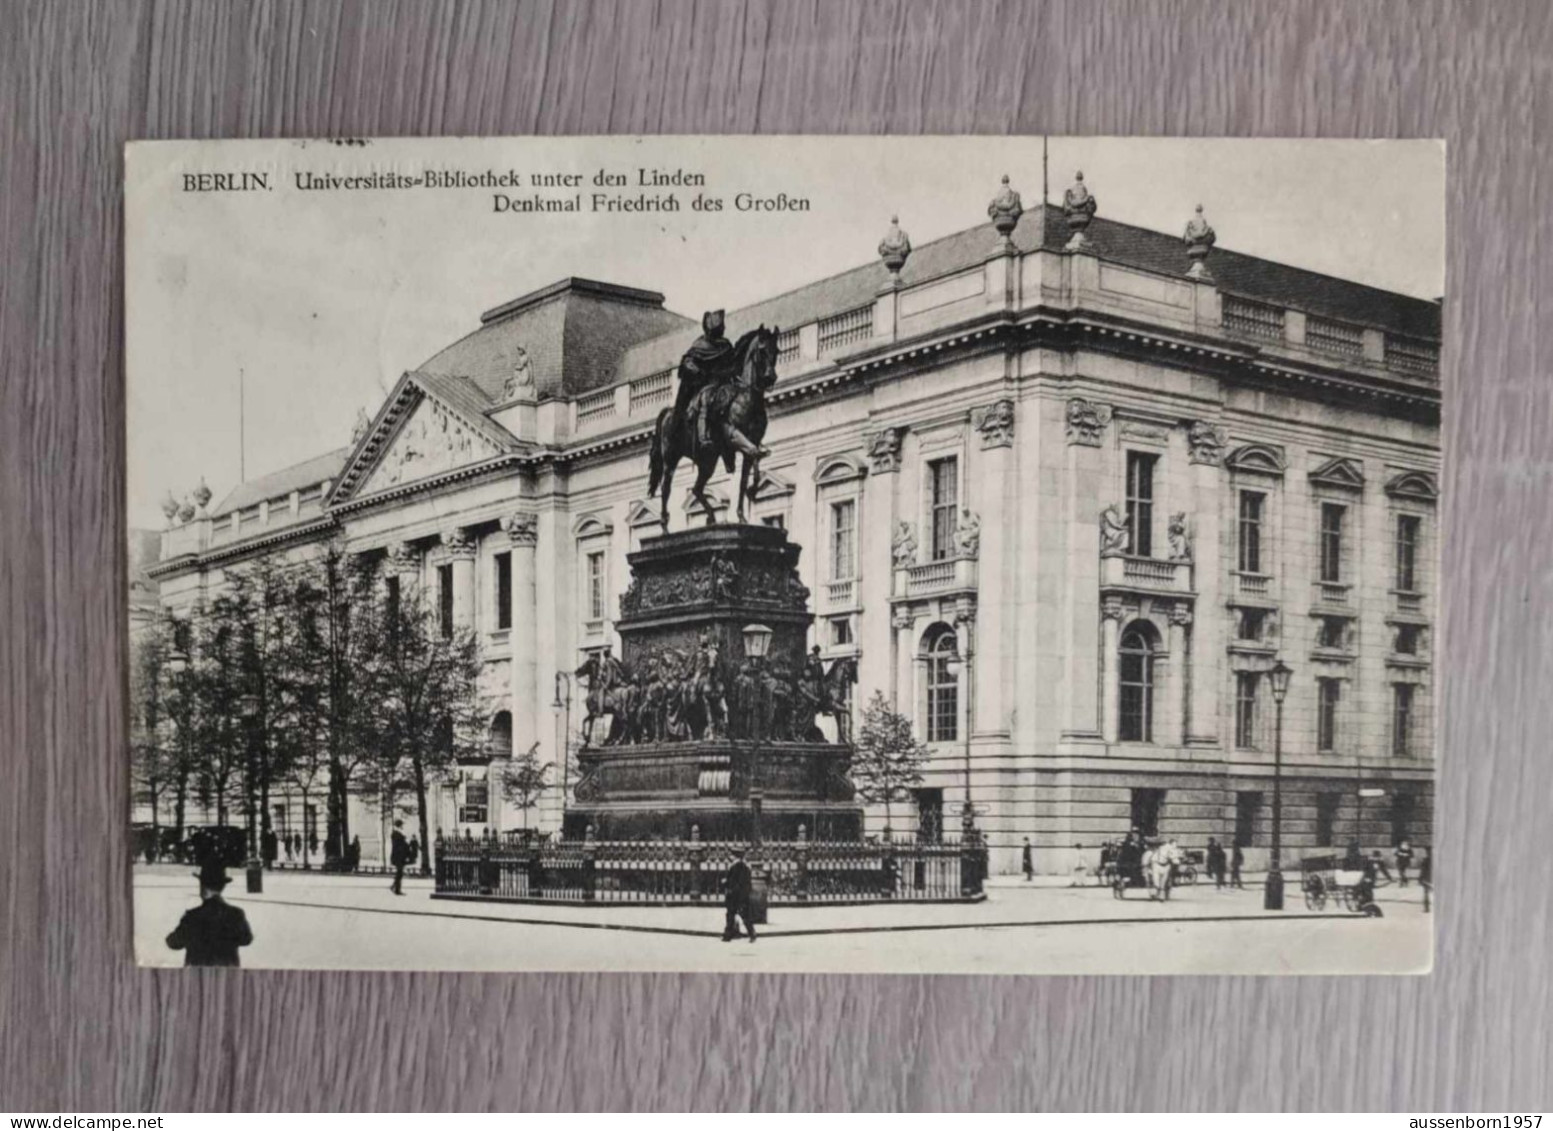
177;496;196;525
192;476;212;512
1062;170;1098;250
160;491;180;526
877;215;912;283
987;174;1024;248
1183;203;1217;279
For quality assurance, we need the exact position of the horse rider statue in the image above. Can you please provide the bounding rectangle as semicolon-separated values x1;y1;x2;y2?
649;314;780;528
575;643;626;748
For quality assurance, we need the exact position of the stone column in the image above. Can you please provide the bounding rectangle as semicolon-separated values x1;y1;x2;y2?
1165;602;1193;746
502;512;540;756
970;399;1015;735
387;541;421;599
1187;421;1227;745
1062;397;1112;740
442;528;477;631
1100;596;1124;744
865;426;906;707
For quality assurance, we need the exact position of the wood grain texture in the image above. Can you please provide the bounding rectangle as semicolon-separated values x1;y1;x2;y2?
1;0;1548;1112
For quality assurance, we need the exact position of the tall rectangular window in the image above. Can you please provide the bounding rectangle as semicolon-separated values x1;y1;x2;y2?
829;499;856;580
494;552;512;630
1317;677;1340;752
1125;452;1157;557
1396;514;1420;591
586;551;606;621
1392;684;1415;757
437;563;454;639
1235;672;1259;749
1238;491;1265;573
1320;503;1346;583
928;458;958;561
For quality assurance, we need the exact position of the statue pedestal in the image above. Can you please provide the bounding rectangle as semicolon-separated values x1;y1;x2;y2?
567;524;863;843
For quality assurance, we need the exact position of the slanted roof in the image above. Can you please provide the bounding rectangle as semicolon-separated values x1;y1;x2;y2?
211;446;351;517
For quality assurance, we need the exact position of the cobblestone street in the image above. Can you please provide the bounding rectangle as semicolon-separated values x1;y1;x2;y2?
135;866;1432;974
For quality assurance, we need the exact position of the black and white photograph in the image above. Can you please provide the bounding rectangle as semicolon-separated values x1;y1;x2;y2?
126;135;1442;974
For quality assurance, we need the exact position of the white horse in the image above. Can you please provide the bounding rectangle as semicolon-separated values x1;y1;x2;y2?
1145;841;1182;900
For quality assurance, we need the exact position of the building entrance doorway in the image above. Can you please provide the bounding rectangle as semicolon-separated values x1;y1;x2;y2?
913;788;944;843
1131;788;1165;839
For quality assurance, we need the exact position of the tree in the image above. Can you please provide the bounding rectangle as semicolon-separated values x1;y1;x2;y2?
851;691;928;836
189;595;246;828
286;540;382;865
129;619;174;855
361;583;486;874
499;741;553;831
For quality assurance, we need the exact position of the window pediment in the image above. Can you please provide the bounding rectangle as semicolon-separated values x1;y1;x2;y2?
1384;469;1439;502
814;455;867;486
1224;443;1286;477
625;499;663;529
1308;456;1366;492
572;511;614;539
751;468;796;500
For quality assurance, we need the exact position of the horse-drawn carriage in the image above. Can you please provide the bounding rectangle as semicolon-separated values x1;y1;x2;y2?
1299;854;1384;915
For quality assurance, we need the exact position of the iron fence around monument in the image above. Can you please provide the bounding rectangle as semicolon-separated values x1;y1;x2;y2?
432;832;985;905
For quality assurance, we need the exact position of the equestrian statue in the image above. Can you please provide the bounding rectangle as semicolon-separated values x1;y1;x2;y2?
648;310;780;528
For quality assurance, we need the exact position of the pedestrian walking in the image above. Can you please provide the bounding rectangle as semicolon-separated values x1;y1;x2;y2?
165;860;253;967
261;826;278;870
1206;836;1227;889
1419;847;1432;912
389;821;409;895
721;847;756;943
1021;837;1033;882
408;835;421;872
1395;839;1413;887
347;835;361;873
1368;850;1393;883
1230;843;1245;889
283;835;294;863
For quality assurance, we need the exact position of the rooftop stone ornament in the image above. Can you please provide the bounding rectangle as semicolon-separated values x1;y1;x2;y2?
1062;171;1098;250
1183;203;1217;279
877;215;912;283
987;174;1024;248
161;491;180;526
192;477;212;512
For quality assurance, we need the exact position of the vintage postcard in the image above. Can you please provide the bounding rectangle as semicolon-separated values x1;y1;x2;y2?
126;136;1442;973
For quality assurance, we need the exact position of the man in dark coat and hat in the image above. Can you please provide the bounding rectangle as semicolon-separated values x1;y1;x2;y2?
721;847;757;943
389;820;409;895
165;861;254;967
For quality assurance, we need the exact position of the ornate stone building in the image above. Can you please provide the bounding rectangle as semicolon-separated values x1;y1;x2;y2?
148;177;1440;873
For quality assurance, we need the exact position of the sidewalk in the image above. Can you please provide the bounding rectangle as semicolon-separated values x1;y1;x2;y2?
133;863;1431;939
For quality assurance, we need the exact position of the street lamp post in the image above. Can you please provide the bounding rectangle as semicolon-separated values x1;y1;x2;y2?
553;670;572;831
239;691;264;894
742;623;773;924
1264;659;1292;911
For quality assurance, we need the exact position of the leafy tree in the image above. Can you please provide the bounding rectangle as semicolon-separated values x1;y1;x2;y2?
499;741;553;831
361;582;486;874
286;540;382;865
129;618;174;854
851;691;928;835
189;595;246;828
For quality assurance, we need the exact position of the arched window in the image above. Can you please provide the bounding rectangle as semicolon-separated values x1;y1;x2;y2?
1118;622;1158;742
924;625;960;743
487;711;513;761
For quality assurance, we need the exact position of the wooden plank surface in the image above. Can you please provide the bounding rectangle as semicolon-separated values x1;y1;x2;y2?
2;0;1548;1112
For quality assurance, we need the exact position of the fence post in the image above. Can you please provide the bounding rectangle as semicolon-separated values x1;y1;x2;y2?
688;826;705;902
528;845;544;899
433;830;445;891
582;824;597;902
796;824;810;902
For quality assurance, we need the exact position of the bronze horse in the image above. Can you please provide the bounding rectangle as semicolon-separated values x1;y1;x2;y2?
648;325;780;528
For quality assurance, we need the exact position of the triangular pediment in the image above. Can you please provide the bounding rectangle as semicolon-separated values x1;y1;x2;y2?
1385;469;1438;501
329;372;519;503
750;468;796;500
1308;456;1366;491
625;499;665;529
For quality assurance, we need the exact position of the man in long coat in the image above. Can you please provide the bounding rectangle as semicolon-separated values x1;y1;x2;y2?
165;861;253;967
722;847;757;943
389;820;409;895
